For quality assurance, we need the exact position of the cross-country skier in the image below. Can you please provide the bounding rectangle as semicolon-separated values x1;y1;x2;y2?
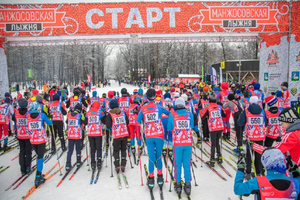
12;98;32;175
281;82;291;108
234;148;300;199
90;91;99;105
48;94;67;153
86;101;105;170
219;83;231;140
27;101;52;187
168;97;194;197
136;88;170;189
276;90;285;110
105;99;129;174
0;97;14;151
66;88;88;112
66;104;87;170
201;96;226;168
118;88;130;115
198;94;210;142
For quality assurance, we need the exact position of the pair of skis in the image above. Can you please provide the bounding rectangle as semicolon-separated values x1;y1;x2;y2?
144;164;164;200
0;165;10;174
90;168;101;184
117;172;129;189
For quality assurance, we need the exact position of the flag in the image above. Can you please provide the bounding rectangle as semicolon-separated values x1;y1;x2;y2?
28;70;32;78
87;74;91;82
219;67;223;83
201;66;204;81
148;75;151;83
210;66;217;85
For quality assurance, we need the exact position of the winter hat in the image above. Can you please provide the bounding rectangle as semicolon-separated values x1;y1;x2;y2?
4;92;10;97
213;87;219;91
174;92;179;98
261;148;287;174
73;88;81;95
138;88;144;95
133;89;138;94
221;83;228;90
32;89;39;96
203;87;209;92
53;94;60;101
170;87;175;92
278;108;300;123
36;95;43;104
57;90;61;96
236;89;241;94
18;98;28;108
146;89;156;100
175;97;185;108
266;96;278;107
250;79;256;84
249;96;259;104
121;88;127;95
209;96;217;103
254;83;260;90
108;91;114;99
92;91;97;97
231;84;236;88
91;101;100;109
192;88;197;93
181;94;188;101
74;103;82;112
17;93;23;99
29;101;39;111
133;96;142;104
164;92;171;99
281;82;288;88
275;90;283;97
109;99;119;109
4;98;10;104
228;94;235;101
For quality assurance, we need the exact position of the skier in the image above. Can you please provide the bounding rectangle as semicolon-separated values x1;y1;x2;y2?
264;96;285;147
99;93;106;108
136;88;170;189
48;94;67;153
12;98;32;175
281;82;291;108
27;101;52;187
219;83;231;140
90;91;99;105
249;83;264;108
66;88;88;112
234;148;300;199
237;96;266;179
104;91;115;153
201;96;226;168
0;98;14;151
105;99;129;174
198;94;210;141
86;101;105;170
276;90;285;110
118;88;130;115
66;104;87;170
167;97;194;197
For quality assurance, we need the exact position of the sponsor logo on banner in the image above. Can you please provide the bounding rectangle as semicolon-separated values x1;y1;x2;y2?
200;6;278;28
267;50;279;66
0;9;66;32
264;73;269;81
291;71;300;81
297;51;300;62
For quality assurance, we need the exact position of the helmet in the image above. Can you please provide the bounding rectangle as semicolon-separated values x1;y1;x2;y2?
121;88;127;95
92;91;97;97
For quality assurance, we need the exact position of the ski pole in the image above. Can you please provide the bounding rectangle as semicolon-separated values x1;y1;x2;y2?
246;135;256;177
169;156;174;192
110;132;113;177
86;135;90;171
165;135;169;183
128;145;134;169
138;144;144;186
52;124;62;176
191;161;198;186
200;131;203;168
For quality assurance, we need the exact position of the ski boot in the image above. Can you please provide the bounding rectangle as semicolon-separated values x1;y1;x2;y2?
91;163;96;172
0;143;2;151
222;133;227;140
61;143;67;152
184;182;191;196
196;137;201;146
168;147;173;159
206;157;215;169
105;142;109;154
204;137;209;142
175;182;182;196
217;154;223;164
157;174;164;187
97;160;102;170
121;166;125;173
26;166;31;174
115;167;120;174
162;146;167;156
50;148;56;154
35;172;45;188
226;132;231;141
66;162;71;171
147;176;155;189
3;143;8;152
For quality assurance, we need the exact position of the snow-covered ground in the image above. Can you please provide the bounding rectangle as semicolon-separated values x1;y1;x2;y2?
0;80;250;200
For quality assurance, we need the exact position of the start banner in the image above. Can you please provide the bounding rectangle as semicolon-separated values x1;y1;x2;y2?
0;2;290;37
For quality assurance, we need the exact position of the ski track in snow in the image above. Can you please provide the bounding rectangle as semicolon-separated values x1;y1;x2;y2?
0;80;251;200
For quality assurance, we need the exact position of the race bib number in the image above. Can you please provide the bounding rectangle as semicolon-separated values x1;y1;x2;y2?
176;120;190;129
69;119;78;126
0;109;6;114
120;101;129;108
269;117;279;125
89;116;99;123
210;110;221;118
29;122;41;130
203;103;209;108
17;118;27;125
249;117;263;125
72;101;79;108
50;106;60;112
115;116;125;124
145;113;158;122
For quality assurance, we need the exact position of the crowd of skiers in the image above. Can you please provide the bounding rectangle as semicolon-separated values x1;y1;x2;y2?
0;79;299;199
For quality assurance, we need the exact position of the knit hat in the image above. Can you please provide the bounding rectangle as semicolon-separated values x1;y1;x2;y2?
261;148;287;174
53;94;60;101
57;90;61;96
164;92;171;99
4;98;10;104
108;91;114;99
73;88;81;95
278;108;300;123
74;103;82;112
138;88;144;95
121;88;127;95
228;94;235;101
17;93;23;99
170;87;175;92
266;96;278;107
203;87;209;92
254;83;260;90
173;92;179;98
221;83;228;90
29;101;39;111
4;92;10;97
175;97;185;107
249;96;259;104
102;93;106;98
18;98;28;108
209;96;217;103
236;89;241;94
36;95;43;104
146;89;156;100
281;82;288;88
109;99;119;109
91;101;100;109
275;90;283;97
181;94;188;101
92;91;97;97
133;96;142;104
32;89;39;96
133;89;138;94
213;87;219;91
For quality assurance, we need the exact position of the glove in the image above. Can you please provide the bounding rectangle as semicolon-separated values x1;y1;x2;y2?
287;156;300;178
127;138;131;148
237;155;246;173
48;113;53;120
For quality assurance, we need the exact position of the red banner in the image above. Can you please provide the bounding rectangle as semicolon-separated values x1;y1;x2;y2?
0;2;290;37
87;74;91;82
